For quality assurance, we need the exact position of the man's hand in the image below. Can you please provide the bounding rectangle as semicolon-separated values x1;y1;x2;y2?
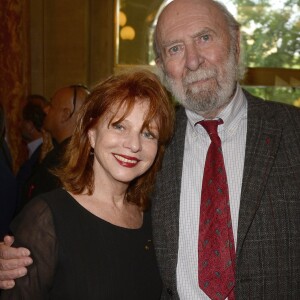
0;236;33;289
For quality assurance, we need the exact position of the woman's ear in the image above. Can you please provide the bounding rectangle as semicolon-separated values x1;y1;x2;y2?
88;128;96;148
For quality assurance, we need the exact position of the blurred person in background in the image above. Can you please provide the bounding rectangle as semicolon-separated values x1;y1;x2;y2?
16;97;47;211
18;84;90;210
0;104;17;239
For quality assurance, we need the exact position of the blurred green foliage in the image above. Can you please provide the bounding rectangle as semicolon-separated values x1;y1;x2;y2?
233;0;300;105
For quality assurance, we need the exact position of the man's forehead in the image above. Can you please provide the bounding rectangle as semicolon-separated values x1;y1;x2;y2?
157;2;227;43
157;0;221;30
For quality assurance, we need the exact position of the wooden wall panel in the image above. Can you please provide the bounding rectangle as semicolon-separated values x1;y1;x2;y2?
89;0;115;86
0;0;115;171
30;0;115;98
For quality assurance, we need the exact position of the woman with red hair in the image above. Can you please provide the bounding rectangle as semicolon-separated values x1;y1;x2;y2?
1;69;174;300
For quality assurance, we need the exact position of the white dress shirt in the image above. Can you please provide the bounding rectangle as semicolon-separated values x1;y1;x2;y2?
177;85;248;299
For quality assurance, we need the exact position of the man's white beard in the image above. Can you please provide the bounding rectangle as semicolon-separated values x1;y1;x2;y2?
159;49;239;116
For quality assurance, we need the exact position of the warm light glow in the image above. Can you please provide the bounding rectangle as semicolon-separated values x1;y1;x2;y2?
293;98;300;107
120;26;135;40
119;11;127;27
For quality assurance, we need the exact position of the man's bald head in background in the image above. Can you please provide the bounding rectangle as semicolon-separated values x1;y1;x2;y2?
43;85;90;143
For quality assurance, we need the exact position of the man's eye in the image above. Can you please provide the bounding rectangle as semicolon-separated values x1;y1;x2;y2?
168;45;182;55
201;34;210;41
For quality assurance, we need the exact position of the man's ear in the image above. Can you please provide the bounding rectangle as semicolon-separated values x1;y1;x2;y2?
155;57;168;82
155;57;164;71
235;30;241;59
61;107;72;122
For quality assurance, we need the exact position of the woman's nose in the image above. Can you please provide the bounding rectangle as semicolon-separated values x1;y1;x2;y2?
124;132;142;153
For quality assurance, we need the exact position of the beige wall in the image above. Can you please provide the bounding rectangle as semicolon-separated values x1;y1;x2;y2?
30;0;115;98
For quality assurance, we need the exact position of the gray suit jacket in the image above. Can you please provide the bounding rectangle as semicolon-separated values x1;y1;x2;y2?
152;91;300;299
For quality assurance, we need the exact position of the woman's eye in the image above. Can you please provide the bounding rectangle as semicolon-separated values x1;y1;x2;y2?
112;123;124;130
142;131;156;139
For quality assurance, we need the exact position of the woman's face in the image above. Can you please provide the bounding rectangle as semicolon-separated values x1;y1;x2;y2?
88;99;159;187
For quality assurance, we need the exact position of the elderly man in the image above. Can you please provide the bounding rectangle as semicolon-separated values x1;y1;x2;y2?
0;1;299;299
151;0;300;299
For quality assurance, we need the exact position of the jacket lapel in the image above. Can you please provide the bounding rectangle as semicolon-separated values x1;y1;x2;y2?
151;106;187;294
236;93;282;256
162;106;187;260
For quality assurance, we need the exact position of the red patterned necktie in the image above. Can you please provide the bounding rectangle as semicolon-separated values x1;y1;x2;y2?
198;119;236;300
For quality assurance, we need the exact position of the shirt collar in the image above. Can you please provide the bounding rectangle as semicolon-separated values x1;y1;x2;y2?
27;137;43;158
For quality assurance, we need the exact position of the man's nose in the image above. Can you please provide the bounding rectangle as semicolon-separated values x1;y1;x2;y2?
185;43;204;71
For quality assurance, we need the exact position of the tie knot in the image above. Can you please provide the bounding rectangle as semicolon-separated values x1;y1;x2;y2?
198;119;223;137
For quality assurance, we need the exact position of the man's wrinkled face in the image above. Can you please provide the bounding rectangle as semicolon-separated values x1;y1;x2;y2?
156;0;240;117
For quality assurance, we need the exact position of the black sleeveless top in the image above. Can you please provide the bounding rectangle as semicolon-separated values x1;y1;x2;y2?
2;188;162;300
